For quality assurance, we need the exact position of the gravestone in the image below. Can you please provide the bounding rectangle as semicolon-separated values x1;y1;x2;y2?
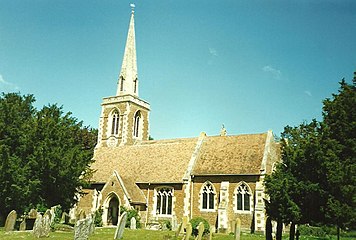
209;226;215;240
88;214;95;235
29;209;38;219
181;216;188;234
230;220;236;234
196;222;205;240
114;212;127;239
4;210;17;232
33;214;43;238
235;218;241;240
171;215;178;231
42;210;52;236
184;222;192;240
19;219;26;231
175;223;182;237
130;217;136;229
74;218;91;240
60;212;70;224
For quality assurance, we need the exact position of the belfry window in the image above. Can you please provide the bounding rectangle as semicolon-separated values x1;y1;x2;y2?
120;76;125;92
134;78;138;94
235;183;251;212
201;182;215;210
111;110;120;135
155;188;173;215
133;111;141;138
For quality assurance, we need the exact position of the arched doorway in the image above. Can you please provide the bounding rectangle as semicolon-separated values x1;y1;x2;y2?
107;195;120;225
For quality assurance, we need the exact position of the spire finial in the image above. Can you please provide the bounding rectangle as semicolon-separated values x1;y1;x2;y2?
130;3;135;13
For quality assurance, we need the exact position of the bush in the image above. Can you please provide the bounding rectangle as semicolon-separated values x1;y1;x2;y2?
53;205;62;224
190;217;210;236
298;225;326;237
120;206;141;228
159;219;172;230
94;209;103;227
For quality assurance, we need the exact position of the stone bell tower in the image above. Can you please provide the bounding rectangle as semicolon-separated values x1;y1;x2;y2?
97;6;150;147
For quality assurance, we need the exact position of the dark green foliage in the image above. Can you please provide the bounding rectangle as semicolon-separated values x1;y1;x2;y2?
53;205;62;224
264;74;356;236
94;209;103;227
0;93;97;219
189;217;210;236
159;219;172;230
120;206;141;228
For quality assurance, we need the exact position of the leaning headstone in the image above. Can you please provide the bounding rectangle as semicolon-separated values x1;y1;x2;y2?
4;210;17;232
114;212;127;239
88;214;95;235
181;216;188;234
209;226;215;240
33;214;43;238
184;222;192;240
60;212;70;224
19;219;26;231
171;215;178;231
130;217;136;229
42;210;52;237
196;222;205;240
235;218;241;240
175;223;182;237
74;218;90;240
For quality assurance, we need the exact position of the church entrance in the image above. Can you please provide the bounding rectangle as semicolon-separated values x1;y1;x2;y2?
107;196;120;225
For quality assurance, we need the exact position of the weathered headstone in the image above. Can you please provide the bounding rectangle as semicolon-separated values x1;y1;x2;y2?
184;222;192;240
19;219;26;231
33;214;43;238
181;216;188;234
74;218;91;240
88;214;95;235
130;217;136;229
175;223;182;237
235;218;241;240
4;210;17;232
60;212;70;224
196;222;205;240
42;210;52;236
28;209;38;219
171;215;178;231
114;212;127;239
209;226;215;240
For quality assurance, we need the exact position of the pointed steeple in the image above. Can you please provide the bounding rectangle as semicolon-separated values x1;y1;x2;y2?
117;6;138;97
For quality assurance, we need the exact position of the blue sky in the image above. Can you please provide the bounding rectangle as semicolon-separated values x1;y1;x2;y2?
1;1;355;139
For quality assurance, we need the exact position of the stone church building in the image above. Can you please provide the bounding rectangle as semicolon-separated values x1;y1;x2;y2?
76;8;279;233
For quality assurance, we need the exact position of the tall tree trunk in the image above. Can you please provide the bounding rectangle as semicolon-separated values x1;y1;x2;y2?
337;226;340;240
276;219;283;240
289;222;295;240
266;217;273;240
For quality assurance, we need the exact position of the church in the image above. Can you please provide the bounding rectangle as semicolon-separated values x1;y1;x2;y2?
75;8;279;233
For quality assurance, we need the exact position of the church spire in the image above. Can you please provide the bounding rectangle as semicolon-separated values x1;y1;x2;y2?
117;5;138;97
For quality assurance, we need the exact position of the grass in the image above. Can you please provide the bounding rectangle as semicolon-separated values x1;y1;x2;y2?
0;228;355;240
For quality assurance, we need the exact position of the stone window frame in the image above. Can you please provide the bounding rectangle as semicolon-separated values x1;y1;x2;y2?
199;181;217;212
133;110;143;139
153;186;174;217
233;181;253;214
107;108;121;137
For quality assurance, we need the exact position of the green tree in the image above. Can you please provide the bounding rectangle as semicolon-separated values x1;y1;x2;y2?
265;73;355;239
0;93;96;222
322;77;356;232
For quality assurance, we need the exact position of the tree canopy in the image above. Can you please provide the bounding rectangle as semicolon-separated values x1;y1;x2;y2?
0;93;97;219
265;73;356;235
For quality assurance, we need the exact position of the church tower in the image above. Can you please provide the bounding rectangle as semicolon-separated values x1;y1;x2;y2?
97;7;150;147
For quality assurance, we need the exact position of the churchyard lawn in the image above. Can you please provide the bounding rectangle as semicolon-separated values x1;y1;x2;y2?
0;228;354;240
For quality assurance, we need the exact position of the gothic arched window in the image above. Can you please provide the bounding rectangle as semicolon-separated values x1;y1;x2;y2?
200;182;215;210
133;111;141;138
155;187;173;215
235;183;251;212
120;76;125;92
111;110;120;135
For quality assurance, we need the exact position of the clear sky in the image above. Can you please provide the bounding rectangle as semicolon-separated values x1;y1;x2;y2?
1;1;355;139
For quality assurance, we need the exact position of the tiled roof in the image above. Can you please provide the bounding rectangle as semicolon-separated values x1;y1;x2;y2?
192;133;268;175
90;132;277;203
